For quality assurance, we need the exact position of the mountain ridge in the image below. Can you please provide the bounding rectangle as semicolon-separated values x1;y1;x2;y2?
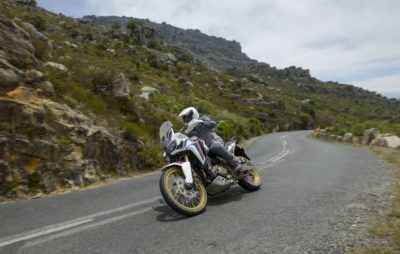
83;15;314;80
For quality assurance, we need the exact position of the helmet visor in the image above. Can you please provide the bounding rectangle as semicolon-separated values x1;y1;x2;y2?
182;110;193;123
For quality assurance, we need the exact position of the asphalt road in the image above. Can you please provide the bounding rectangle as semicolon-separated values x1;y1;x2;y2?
0;131;389;254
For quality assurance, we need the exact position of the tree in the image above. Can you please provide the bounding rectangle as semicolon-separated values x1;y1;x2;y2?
111;21;121;30
126;20;138;35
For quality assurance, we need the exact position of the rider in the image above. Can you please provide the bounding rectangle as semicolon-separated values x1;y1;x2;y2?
179;107;243;174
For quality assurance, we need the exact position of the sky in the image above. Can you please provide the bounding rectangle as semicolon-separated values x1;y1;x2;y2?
37;0;400;98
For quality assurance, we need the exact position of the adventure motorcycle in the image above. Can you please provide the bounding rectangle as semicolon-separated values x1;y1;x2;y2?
159;121;261;216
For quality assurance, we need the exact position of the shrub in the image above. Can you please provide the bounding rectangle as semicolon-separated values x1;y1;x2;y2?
111;21;121;30
217;120;235;140
148;39;162;50
24;15;46;31
351;123;365;136
138;140;161;169
120;121;146;141
300;113;312;129
32;39;48;60
126;20;138;34
178;53;193;63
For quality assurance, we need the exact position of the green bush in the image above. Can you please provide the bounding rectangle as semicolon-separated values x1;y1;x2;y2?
148;39;162;50
28;172;41;190
120;121;146;141
138;141;161;169
32;39;48;60
300;113;312;129
178;53;193;63
351;123;365;136
217;120;235;140
24;15;46;31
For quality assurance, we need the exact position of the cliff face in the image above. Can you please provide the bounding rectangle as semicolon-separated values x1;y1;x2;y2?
146;21;256;70
84;16;314;80
0;8;140;198
82;16;254;70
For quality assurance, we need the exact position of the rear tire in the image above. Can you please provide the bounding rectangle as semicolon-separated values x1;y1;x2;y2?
238;159;262;191
160;167;207;216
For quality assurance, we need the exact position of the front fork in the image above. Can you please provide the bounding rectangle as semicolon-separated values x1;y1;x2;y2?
182;155;194;185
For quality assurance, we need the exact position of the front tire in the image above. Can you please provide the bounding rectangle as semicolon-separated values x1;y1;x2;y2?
238;159;262;191
160;167;207;216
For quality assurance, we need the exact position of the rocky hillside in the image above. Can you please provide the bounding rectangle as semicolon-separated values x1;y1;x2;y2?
83;15;257;71
0;0;399;199
85;15;400;126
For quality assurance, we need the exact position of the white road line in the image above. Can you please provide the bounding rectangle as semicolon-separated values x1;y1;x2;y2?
261;134;291;164
270;149;290;163
0;197;160;248
23;207;153;248
0;218;93;248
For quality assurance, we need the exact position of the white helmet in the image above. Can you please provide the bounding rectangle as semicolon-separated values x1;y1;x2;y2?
179;107;199;124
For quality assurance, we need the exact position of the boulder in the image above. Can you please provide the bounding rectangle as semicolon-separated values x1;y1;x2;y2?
176;76;186;83
44;62;67;71
343;133;353;143
64;41;78;49
21;22;48;41
183;81;194;88
111;73;130;99
352;136;362;145
24;70;44;84
362;128;380;145
106;48;116;55
256;113;269;121
83;130;122;170
216;82;224;89
370;134;400;148
36;81;55;96
328;135;337;140
300;99;311;105
140;86;159;100
147;48;176;63
0;68;21;88
0;14;37;68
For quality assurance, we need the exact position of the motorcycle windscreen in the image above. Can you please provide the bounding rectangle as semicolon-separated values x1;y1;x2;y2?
160;121;173;147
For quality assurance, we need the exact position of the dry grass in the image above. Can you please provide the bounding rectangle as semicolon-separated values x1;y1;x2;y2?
362;146;400;253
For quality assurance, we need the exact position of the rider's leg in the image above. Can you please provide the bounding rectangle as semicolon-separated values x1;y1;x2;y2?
209;143;243;173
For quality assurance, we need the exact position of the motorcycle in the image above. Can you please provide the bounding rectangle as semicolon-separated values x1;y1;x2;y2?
159;121;261;216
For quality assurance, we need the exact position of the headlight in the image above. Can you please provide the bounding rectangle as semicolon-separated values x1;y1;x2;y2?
166;140;177;154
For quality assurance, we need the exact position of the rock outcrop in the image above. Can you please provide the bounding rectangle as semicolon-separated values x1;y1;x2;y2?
0;14;139;198
140;86;159;100
111;73;130;99
0;88;139;197
343;133;353;143
362;128;380;146
370;134;400;148
0;14;37;69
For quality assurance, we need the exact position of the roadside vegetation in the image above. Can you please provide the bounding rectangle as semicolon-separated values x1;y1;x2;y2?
361;147;400;254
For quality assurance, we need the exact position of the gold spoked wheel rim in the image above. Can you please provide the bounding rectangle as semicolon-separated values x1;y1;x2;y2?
245;168;261;186
164;168;206;211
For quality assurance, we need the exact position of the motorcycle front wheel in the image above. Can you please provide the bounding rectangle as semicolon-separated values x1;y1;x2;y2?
159;167;207;216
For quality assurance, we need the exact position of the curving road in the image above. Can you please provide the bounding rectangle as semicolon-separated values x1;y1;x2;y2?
0;131;389;253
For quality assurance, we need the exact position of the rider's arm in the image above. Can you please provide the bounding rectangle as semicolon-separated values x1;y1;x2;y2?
203;120;216;129
199;115;216;129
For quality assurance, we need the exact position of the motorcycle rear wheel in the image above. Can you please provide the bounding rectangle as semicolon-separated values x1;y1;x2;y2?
238;159;262;191
160;167;207;216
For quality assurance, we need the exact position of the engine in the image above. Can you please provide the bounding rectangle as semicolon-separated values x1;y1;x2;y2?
210;164;229;177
